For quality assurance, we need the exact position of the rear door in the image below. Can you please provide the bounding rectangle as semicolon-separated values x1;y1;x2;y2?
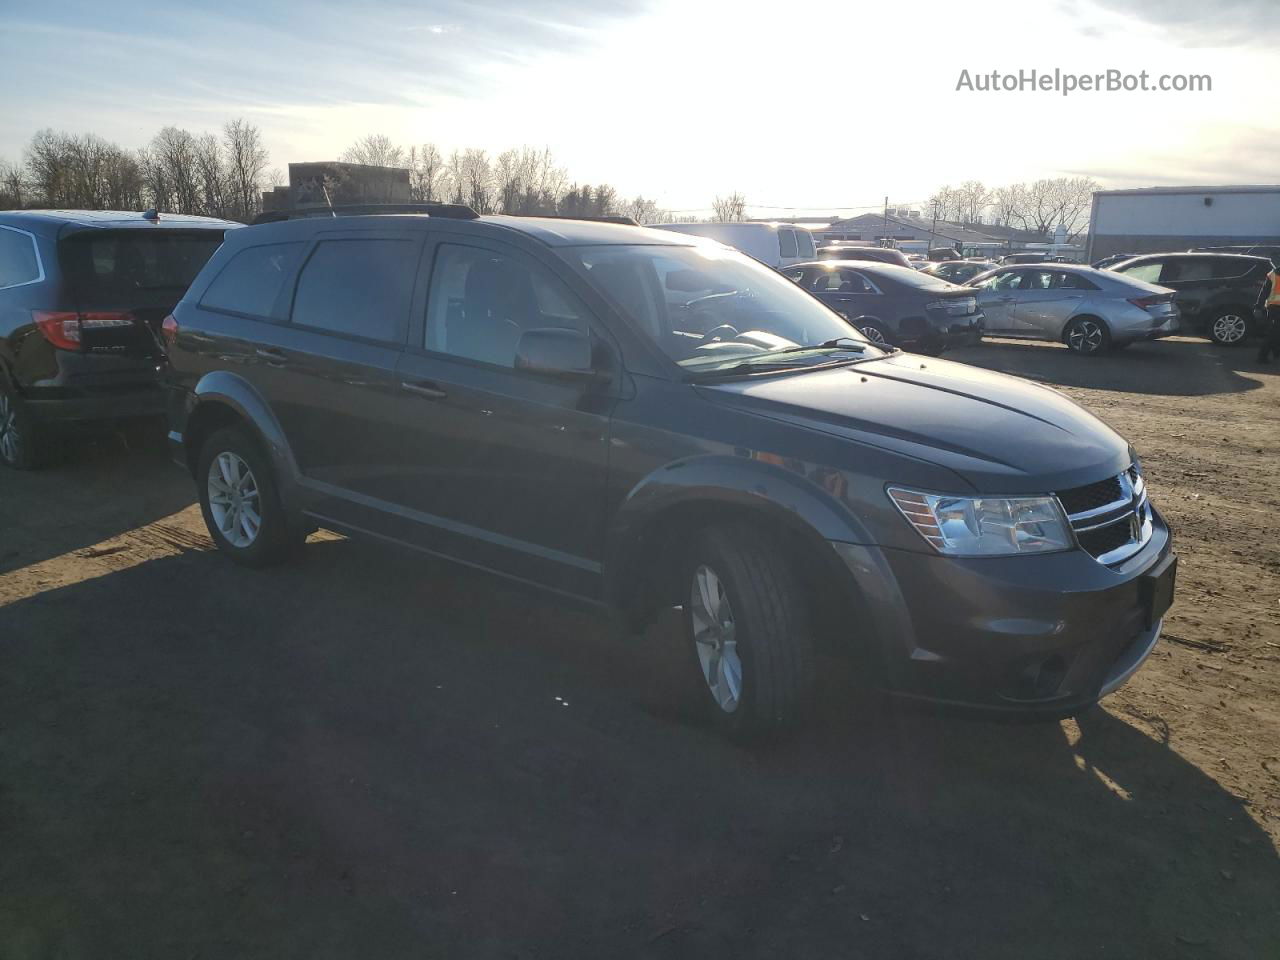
57;228;224;362
231;228;421;517
1010;269;1091;337
806;267;882;319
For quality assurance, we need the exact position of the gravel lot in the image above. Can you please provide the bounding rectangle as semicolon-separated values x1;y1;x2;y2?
1;336;1277;959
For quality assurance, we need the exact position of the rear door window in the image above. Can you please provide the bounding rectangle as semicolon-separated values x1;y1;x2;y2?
200;242;303;319
796;231;815;258
291;238;417;343
1166;259;1214;282
0;226;41;288
777;230;799;259
1117;261;1163;284
1052;271;1098;290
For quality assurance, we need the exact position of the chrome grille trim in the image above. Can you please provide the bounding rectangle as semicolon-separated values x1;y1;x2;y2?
1057;465;1153;565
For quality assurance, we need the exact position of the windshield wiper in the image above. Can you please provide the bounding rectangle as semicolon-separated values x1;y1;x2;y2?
687;353;877;381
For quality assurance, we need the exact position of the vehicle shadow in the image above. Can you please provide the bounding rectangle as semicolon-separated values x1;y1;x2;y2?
1;536;1275;959
945;336;1266;397
0;426;193;576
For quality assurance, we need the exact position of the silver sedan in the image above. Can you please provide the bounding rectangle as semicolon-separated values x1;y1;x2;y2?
966;263;1180;355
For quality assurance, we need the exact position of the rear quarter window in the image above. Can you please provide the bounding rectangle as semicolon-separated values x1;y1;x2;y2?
200;242;303;319
0;226;41;288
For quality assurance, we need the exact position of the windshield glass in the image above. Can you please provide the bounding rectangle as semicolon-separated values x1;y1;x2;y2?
571;243;885;373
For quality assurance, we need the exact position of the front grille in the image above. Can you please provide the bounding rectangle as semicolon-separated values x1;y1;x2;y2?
1056;464;1152;565
1056;476;1122;515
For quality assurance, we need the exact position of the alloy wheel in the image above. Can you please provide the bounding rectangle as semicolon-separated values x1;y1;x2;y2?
1068;319;1104;353
0;392;21;465
689;564;743;713
207;451;262;548
860;324;887;344
1212;314;1247;344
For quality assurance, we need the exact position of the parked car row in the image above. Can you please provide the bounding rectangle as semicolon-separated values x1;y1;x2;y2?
0;204;1177;739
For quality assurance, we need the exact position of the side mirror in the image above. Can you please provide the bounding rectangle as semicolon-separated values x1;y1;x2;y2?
514;327;602;380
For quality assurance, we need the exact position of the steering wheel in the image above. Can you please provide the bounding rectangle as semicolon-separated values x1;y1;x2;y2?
700;324;740;344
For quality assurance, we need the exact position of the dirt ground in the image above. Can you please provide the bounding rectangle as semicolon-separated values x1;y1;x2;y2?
1;336;1277;959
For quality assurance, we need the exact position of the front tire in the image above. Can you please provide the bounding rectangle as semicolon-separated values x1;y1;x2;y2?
1064;316;1110;356
197;426;302;566
682;524;815;738
1207;308;1251;346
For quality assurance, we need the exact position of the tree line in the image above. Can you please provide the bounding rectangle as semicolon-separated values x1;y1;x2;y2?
0;125;682;225
926;177;1099;239
0;121;272;222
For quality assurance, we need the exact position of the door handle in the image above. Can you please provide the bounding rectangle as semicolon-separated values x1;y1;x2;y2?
255;347;287;363
400;380;447;400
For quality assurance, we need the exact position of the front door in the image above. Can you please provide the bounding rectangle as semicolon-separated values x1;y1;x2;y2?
973;269;1027;333
387;238;618;599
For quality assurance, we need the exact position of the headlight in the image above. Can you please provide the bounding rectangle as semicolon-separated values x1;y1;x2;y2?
887;487;1072;556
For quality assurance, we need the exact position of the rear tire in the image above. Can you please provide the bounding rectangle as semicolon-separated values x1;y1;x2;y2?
1207;307;1251;347
681;524;816;738
856;318;894;347
0;379;52;470
197;426;303;567
1064;316;1110;356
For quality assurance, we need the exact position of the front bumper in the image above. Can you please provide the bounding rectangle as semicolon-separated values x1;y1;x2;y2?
830;515;1174;717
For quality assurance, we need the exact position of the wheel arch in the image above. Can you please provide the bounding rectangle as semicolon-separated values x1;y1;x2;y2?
183;371;303;519
604;456;872;646
1060;312;1110;344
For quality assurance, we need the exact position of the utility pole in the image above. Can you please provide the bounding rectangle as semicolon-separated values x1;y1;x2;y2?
930;199;939;254
882;196;888;247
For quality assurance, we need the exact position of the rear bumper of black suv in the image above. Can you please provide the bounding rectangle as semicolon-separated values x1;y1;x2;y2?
830;513;1174;717
19;351;166;425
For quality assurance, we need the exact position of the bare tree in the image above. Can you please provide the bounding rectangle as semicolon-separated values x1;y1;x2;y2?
341;133;406;169
0;158;30;208
408;143;444;203
223;118;270;221
711;192;746;222
194;134;228;217
460;148;492;213
955;180;991;224
623;195;671;224
150;127;201;213
1052;176;1098;239
927;185;960;222
989;184;1025;226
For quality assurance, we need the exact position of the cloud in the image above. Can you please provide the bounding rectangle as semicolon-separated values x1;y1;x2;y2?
1083;0;1280;45
1061;125;1280;187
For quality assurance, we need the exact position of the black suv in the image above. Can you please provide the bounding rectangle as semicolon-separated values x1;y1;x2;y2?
1108;252;1272;345
782;260;984;353
165;210;1176;736
0;210;234;467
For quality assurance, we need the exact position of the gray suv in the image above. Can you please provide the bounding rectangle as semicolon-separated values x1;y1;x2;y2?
165;209;1177;737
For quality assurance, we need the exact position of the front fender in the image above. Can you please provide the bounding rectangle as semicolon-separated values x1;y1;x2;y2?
186;371;303;519
604;453;874;616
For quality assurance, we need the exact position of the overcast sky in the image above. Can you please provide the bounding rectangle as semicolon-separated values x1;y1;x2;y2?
1;0;1274;216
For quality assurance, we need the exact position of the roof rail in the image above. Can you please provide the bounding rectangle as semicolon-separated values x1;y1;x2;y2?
519;214;640;226
249;203;480;226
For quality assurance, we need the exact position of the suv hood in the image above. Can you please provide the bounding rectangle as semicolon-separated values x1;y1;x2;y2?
697;352;1131;493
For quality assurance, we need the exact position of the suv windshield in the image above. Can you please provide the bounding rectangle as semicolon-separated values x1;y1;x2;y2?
572;243;883;373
